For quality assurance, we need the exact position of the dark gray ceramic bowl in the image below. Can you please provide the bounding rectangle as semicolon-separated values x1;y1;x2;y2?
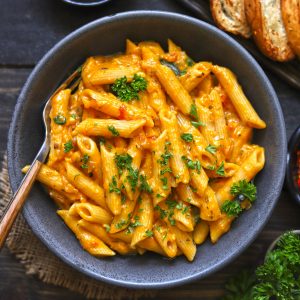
7;11;286;288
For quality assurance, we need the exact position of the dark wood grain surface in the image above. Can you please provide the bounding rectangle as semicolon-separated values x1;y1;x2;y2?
0;0;300;299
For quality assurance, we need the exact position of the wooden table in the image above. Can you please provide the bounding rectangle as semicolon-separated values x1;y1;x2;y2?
0;0;300;299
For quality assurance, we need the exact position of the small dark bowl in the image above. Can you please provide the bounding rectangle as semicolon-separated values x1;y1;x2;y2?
286;125;300;205
61;0;111;7
7;11;286;288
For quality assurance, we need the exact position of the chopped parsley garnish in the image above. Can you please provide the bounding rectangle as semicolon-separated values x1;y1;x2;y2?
139;175;152;193
190;103;198;120
230;180;257;203
64;140;73;153
166;199;177;209
108;125;119;136
126;215;142;234
137;196;142;204
190;186;197;193
53;114;66;125
158;142;173;166
216;161;225;176
156;194;162;198
99;137;106;145
127;168;139;191
109;176;121;194
168;211;176;226
191;120;205;128
221;200;242;217
115;153;138;191
181;156;201;173
121;194;126;204
160;167;172;175
180;133;194;142
111;74;147;102
154;205;168;219
80;154;89;169
103;224;110;233
182;205;189;215
186;57;195;67
160;177;168;190
115;219;128;229
145;229;153;238
70;113;77;119
207;165;216;170
221;180;257;217
205;144;217;155
115;154;133;173
130;74;147;92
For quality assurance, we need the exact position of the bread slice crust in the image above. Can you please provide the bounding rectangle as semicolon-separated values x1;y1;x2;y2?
281;0;300;58
245;0;295;62
210;0;252;38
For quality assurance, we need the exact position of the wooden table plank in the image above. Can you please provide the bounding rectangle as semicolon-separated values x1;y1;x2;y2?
1;0;300;298
0;0;187;66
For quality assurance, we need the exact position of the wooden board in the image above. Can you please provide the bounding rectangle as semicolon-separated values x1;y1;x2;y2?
177;0;300;90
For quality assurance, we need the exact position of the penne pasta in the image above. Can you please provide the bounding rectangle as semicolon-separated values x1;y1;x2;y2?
212;65;266;129
74;118;146;138
23;40;266;261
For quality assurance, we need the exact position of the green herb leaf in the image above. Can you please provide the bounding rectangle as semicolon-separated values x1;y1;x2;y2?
186;57;195;67
181;133;194;142
53;114;66;125
139;175;152;193
230;180;257;203
160;59;182;76
64;140;73;153
160;177;168;190
121;194;126;204
130;74;147;92
221;200;242;217
108;125;119;136
190;103;198;120
181;156;201;173
205;144;217;155
115;219;128;229
103;224;110;233
154;205;167;219
191;120;205;128
99;137;106;145
160;167;172;175
115;154;133;171
80;154;89;169
216;161;225;176
145;229;153;238
111;74;147;102
166;199;177;209
109;176;121;194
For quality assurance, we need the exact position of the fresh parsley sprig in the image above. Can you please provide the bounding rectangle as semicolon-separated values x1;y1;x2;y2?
221;180;258;218
230;180;257;203
222;232;300;300
221;200;243;217
111;74;147;102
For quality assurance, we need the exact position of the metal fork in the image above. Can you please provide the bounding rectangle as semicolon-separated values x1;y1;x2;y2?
0;66;82;248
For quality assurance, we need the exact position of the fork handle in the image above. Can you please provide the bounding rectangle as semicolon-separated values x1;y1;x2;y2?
0;160;42;249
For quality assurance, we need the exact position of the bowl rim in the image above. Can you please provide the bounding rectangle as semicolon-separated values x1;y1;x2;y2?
61;0;112;7
286;125;300;205
7;10;287;288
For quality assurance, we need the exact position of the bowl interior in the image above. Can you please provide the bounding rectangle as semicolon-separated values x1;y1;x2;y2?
7;11;286;288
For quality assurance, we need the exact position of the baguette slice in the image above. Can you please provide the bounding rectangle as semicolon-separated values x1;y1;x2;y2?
210;0;252;38
245;0;295;62
281;0;300;58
